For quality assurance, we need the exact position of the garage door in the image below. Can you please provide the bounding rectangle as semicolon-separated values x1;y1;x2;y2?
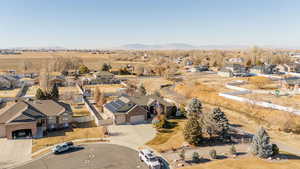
130;115;145;124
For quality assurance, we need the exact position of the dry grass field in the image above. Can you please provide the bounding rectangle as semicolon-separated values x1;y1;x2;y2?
182;156;300;169
0;51;147;72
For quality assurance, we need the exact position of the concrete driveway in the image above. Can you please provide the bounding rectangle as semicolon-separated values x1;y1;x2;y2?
108;124;156;150
0;139;32;168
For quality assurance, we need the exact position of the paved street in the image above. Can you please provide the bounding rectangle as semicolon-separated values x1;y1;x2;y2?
0;139;32;168
14;144;148;169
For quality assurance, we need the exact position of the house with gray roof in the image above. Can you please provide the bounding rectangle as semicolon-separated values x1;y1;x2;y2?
103;94;176;125
0;99;72;139
103;97;147;125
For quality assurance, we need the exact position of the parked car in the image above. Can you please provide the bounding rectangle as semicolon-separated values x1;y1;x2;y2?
52;142;74;154
139;149;161;169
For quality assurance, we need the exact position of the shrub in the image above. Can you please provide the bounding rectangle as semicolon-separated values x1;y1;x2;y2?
35;88;45;100
229;145;237;155
209;149;217;159
154;115;171;129
192;152;200;162
79;65;89;74
179;149;185;161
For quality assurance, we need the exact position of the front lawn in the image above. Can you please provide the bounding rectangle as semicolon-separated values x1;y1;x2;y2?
32;127;105;153
146;119;186;152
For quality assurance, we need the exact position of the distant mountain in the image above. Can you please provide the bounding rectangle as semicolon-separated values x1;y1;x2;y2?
119;43;198;50
118;43;250;50
3;46;67;50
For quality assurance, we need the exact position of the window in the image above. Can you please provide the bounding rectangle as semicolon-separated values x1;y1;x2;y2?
62;117;68;121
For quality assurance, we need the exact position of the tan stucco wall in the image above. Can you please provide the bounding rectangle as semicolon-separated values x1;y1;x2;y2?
5;122;37;139
0;124;6;138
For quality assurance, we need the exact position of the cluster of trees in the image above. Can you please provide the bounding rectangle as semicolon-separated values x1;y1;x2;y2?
183;98;279;159
36;83;59;100
183;98;229;146
52;56;83;72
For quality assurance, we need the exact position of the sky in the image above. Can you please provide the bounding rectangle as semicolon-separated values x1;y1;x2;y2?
0;0;300;49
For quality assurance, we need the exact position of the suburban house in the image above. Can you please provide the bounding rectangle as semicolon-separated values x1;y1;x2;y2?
219;64;250;77
0;75;21;89
278;63;300;73
80;71;120;85
228;57;244;63
103;97;148;125
0;99;73;139
250;64;279;74
103;95;176;125
217;68;233;77
281;76;300;90
188;65;209;72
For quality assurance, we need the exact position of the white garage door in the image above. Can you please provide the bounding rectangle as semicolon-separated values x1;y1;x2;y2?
130;115;145;124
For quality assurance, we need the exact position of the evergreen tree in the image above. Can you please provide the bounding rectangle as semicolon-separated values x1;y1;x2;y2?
36;88;45;100
183;113;202;145
250;127;277;158
50;83;59;100
137;84;147;95
186;98;202;117
101;63;112;71
210;107;229;138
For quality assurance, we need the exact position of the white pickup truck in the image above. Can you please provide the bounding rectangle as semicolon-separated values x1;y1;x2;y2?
139;149;161;169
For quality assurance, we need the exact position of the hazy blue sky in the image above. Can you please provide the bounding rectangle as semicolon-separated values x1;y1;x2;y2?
0;0;300;48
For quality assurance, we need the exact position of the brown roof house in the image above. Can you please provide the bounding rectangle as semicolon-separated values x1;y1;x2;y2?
103;94;177;125
103;97;147;125
0;99;72;139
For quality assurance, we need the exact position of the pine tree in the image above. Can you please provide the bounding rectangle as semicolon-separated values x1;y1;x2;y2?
137;84;147;95
183;113;202;145
36;88;45;100
186;98;202;117
101;63;112;71
250;127;276;158
50;83;59;100
212;107;229;137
